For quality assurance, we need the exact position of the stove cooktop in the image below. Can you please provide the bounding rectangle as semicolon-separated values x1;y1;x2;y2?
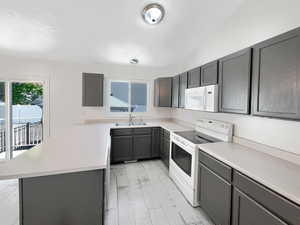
174;130;222;145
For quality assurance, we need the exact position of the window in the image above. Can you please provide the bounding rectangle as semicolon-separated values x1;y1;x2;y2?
109;81;148;113
0;81;45;160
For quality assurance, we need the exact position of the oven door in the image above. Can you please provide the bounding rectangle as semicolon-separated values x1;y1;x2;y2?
171;143;192;177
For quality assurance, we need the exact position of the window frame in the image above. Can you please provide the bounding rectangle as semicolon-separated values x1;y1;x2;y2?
107;79;150;114
0;77;50;161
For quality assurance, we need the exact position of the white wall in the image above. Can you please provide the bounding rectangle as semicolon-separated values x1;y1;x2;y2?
0;55;172;135
172;0;300;156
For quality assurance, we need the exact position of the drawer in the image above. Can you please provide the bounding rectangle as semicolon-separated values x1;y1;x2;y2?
132;128;152;135
198;150;232;182
110;128;132;136
233;171;300;225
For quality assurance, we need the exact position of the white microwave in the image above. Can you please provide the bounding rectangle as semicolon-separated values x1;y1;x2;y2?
184;85;218;112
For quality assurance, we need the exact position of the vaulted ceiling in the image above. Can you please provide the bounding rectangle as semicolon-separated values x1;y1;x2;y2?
0;0;259;68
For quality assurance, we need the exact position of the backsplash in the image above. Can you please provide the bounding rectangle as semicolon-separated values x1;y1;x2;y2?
172;108;300;156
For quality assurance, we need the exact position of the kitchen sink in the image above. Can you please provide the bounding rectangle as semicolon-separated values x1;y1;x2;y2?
115;122;147;126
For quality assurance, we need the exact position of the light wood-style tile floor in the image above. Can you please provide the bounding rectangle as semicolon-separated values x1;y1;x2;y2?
0;160;214;225
106;160;214;225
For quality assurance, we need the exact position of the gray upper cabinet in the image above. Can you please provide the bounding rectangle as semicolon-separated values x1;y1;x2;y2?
219;48;252;114
172;75;180;108
188;67;201;88
179;72;188;108
201;61;218;86
82;73;104;107
154;77;173;107
252;28;300;120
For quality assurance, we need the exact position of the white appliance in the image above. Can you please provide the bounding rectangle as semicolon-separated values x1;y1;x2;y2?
184;85;218;112
169;119;233;207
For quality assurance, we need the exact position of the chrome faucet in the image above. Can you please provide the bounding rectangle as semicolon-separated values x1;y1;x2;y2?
129;113;135;125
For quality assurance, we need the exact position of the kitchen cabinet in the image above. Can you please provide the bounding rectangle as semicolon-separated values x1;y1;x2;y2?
219;48;252;114
159;128;170;169
200;61;218;86
154;77;173;107
82;73;104;107
232;188;287;225
198;150;232;225
151;127;161;158
233;171;300;225
188;67;201;88
160;128;164;157
111;128;159;163
20;169;105;225
133;134;152;160
172;75;180;108
179;72;188;108
252;28;300;120
111;135;133;163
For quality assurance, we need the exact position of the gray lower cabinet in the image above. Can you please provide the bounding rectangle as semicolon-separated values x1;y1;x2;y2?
151;127;161;158
111;135;133;163
159;128;170;169
233;171;300;225
219;48;252;114
201;61;218;86
179;72;188;108
198;151;232;225
252;28;300;120
82;73;104;107
154;77;173;107
111;128;160;163
19;170;105;225
133;134;152;160
188;67;201;88
172;75;180;108
232;188;287;225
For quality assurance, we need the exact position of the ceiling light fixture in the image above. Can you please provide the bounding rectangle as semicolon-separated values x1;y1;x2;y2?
142;3;165;25
130;58;139;64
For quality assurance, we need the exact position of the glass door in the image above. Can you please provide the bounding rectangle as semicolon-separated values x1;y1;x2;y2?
0;82;6;160
0;81;44;160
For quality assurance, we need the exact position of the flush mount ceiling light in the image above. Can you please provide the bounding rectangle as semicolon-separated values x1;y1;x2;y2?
142;3;165;25
130;58;139;64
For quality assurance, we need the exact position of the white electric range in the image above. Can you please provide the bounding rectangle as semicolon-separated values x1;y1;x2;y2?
169;119;233;207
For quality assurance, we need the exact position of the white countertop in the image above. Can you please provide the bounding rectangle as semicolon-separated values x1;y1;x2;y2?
0;120;191;180
198;142;300;205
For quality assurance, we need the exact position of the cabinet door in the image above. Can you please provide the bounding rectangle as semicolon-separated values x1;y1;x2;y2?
252;28;300;119
188;67;201;88
232;188;288;225
20;170;105;225
151;128;160;158
82;73;104;106
163;137;170;168
154;78;172;107
219;48;252;114
154;79;160;107
172;75;180;108
111;136;133;163
201;61;218;86
199;164;231;225
160;129;164;157
179;72;188;108
133;135;152;160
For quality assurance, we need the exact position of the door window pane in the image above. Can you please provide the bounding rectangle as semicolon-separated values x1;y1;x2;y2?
12;82;43;157
131;83;147;112
110;82;129;112
0;82;5;159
